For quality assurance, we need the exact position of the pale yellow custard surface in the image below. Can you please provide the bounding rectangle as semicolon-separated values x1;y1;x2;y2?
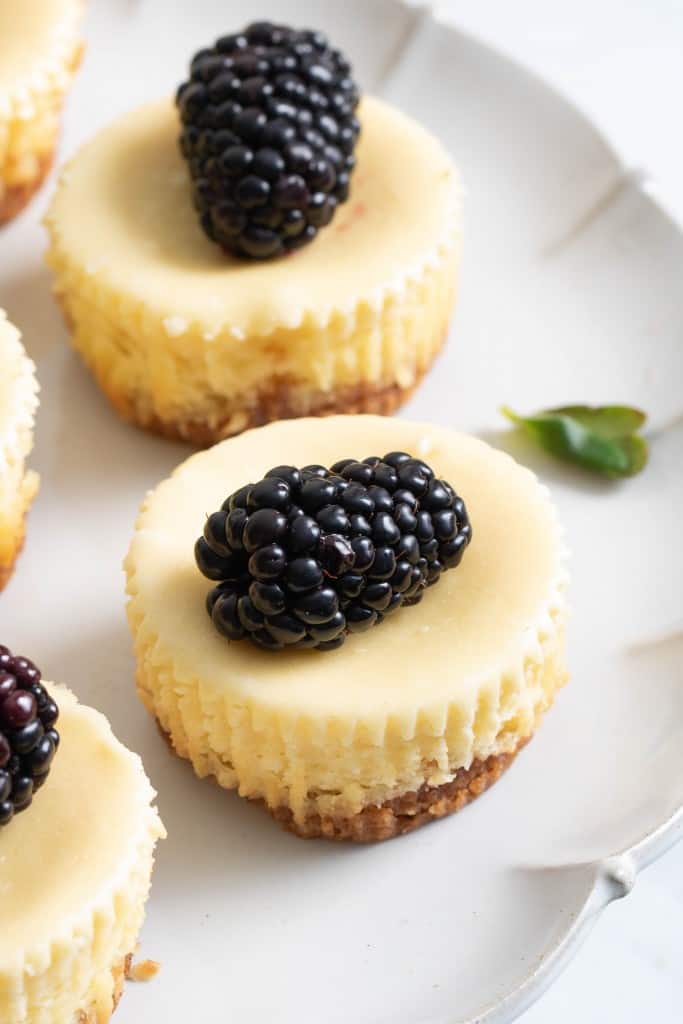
0;685;165;1023
47;95;458;333
0;310;39;582
45;96;460;439
127;416;569;823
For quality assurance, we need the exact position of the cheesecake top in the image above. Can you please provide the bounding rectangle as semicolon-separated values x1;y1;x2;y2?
0;684;162;962
127;416;568;726
0;0;82;100
46;95;460;336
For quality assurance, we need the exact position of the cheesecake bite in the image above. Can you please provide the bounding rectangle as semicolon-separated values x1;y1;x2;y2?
0;644;165;1023
0;310;39;589
45;22;460;445
126;415;569;841
0;0;83;223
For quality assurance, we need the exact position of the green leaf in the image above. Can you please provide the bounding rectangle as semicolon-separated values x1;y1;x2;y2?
544;405;647;438
501;404;649;478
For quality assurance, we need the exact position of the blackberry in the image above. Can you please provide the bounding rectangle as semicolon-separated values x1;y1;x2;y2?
176;21;360;259
0;646;59;827
196;454;472;652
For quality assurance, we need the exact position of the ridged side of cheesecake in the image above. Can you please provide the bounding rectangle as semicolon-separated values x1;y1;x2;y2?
0;309;39;587
0;686;165;1023
0;0;84;222
138;616;567;838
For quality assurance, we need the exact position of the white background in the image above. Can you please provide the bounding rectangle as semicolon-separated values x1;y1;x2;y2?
440;2;683;1020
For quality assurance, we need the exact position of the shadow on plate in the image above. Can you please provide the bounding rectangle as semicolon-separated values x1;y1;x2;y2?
478;427;620;496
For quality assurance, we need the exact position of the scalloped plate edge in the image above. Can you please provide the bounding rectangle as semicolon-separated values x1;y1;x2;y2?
383;3;683;1021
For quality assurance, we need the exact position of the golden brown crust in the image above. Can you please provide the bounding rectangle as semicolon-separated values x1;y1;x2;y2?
72;333;445;447
158;718;528;842
0;151;54;226
271;740;529;841
131;374;428;447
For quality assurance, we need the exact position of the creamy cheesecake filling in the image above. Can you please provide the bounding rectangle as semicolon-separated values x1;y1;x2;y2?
46;95;459;334
0;685;165;1023
0;311;39;579
126;417;569;823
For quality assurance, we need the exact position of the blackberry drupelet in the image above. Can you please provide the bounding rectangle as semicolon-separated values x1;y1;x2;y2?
176;21;360;259
196;453;472;652
0;646;60;827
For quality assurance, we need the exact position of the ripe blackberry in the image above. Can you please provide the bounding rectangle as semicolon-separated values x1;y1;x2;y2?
196;453;472;652
0;646;60;827
176;21;360;259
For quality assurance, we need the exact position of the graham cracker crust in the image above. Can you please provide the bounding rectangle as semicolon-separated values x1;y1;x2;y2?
136;372;429;447
273;739;529;842
157;719;528;842
0;151;54;226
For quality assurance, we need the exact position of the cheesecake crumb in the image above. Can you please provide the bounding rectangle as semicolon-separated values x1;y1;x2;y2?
127;959;161;983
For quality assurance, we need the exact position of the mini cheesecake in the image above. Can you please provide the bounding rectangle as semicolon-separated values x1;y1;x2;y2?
45;95;460;445
0;310;39;588
0;656;164;1023
126;416;569;841
0;0;84;223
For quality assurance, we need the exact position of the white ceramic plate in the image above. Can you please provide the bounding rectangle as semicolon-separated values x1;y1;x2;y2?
1;2;682;1022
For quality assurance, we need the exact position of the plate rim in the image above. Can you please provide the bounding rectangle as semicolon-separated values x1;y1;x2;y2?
389;3;683;1021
